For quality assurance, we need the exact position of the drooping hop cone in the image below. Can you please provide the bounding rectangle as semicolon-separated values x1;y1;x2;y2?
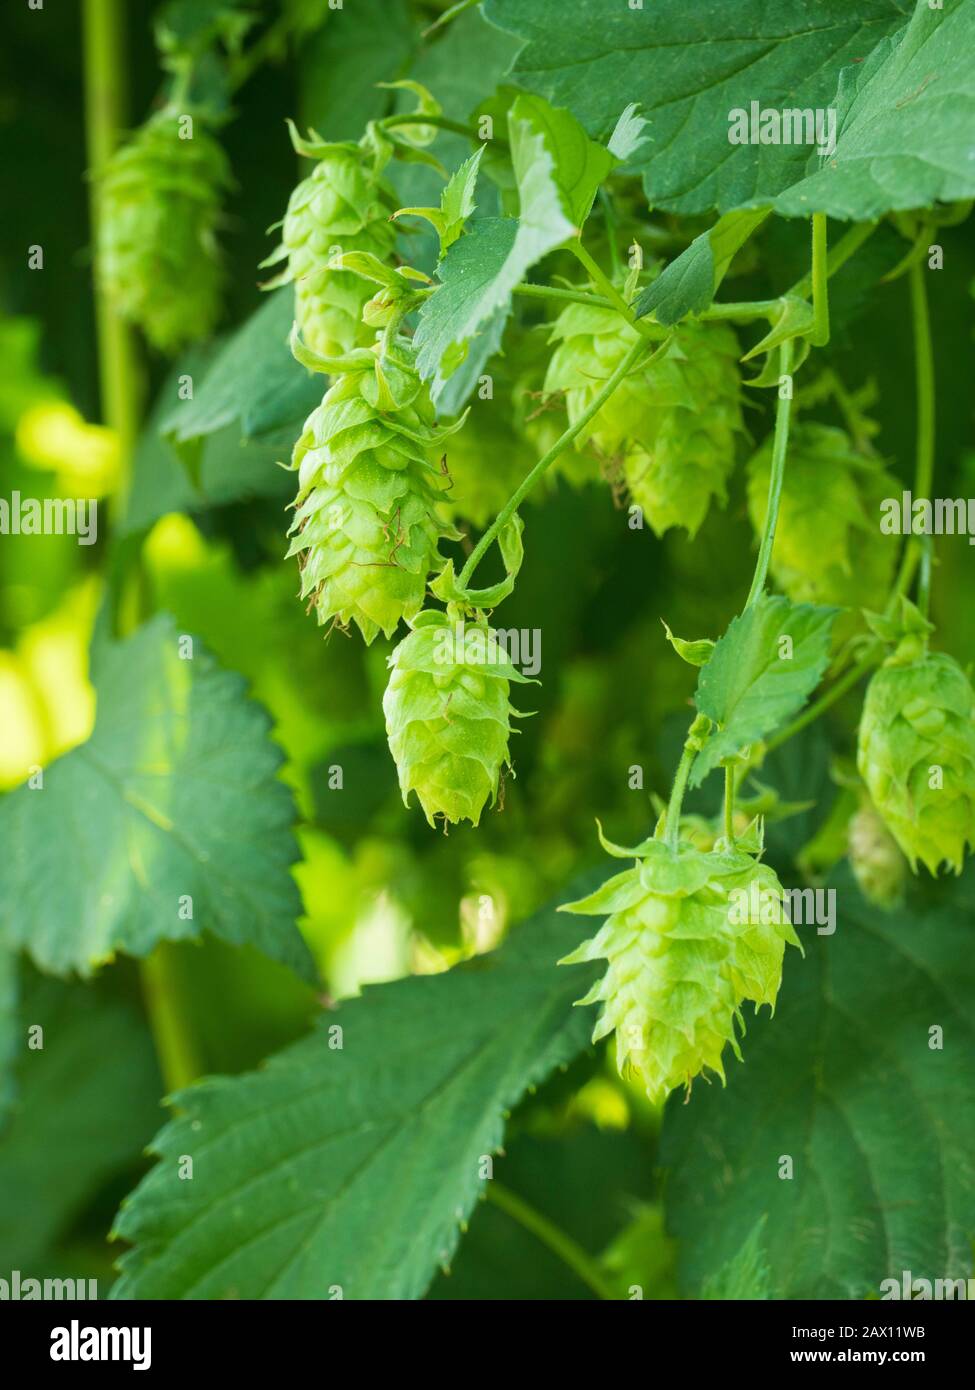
543;306;743;535
94;111;230;352
560;835;799;1104
263;127;397;358
748;424;898;610
857;650;975;874
848;801;907;908
287;339;460;643
383;611;533;827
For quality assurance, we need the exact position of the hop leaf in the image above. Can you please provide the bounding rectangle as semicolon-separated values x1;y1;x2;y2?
94;110;230;352
857;647;975;875
263;126;397;359
560;835;799;1104
383;611;533;827
747;423;898;611
286;339;460;644
543;306;743;534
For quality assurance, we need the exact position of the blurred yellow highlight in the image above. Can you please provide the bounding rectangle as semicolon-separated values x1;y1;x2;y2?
16;399;121;497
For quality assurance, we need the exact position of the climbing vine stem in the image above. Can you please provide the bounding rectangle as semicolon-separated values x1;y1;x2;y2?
745;337;795;609
83;0;202;1096
457;335;668;589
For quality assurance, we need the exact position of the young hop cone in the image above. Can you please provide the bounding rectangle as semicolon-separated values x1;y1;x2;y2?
286;337;460;643
560;834;800;1105
747;424;898;610
95;110;230;352
847;799;907;909
383;610;533;827
543;306;743;535
262;124;397;358
857;634;975;875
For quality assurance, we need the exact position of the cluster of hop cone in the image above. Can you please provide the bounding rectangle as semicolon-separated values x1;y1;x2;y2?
95;110;975;1106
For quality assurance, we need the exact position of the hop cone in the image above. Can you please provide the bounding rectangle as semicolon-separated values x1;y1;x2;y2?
263;127;397;358
560;836;799;1104
95;111;229;352
848;800;907;908
543;306;743;534
747;424;898;610
286;340;459;643
857;645;975;874
383;610;532;827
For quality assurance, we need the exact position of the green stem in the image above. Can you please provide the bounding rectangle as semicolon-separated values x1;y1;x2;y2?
486;1183;617;1300
664;742;697;849
895;258;936;617
512;283;616;312
82;0;139;500
457;335;659;589
724;765;737;845
227;10;301;93
83;0;202;1097
764;260;937;757
139;947;203;1093
788;219;877;299
568;240;659;341
745;337;795;608
810;213;830;347
381;111;497;143
699;299;780;322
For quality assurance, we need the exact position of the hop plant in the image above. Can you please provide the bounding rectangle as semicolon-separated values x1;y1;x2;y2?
560;834;800;1104
857;635;975;875
383;610;532;827
263;124;397;358
94;110;230;352
747;423;898;611
286;338;459;643
542;306;743;534
848;800;907;908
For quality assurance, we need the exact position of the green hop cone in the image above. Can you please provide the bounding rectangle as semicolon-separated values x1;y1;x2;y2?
95;110;230;352
383;610;533;827
263;124;397;358
847;800;907;909
286;338;460;643
747;423;898;611
857;641;975;875
543;306;743;534
560;834;799;1105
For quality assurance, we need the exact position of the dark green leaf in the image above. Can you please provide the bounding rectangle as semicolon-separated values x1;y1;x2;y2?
691;594;836;785
662;866;975;1298
111;892;599;1299
0;616;314;982
483;0;912;215
0;967;161;1270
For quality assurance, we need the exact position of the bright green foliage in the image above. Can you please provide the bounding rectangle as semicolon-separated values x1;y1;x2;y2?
847;799;907;909
857;644;975;875
286;339;459;644
95;110;230;351
263;127;397;358
560;835;799;1104
383;610;532;827
543;306;743;535
747;424;898;611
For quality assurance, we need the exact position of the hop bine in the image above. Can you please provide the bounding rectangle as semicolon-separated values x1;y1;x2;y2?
94;110;230;352
262;123;397;359
542;305;744;535
857;620;975;875
286;335;461;644
748;423;898;611
383;610;533;827
560;833;800;1105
